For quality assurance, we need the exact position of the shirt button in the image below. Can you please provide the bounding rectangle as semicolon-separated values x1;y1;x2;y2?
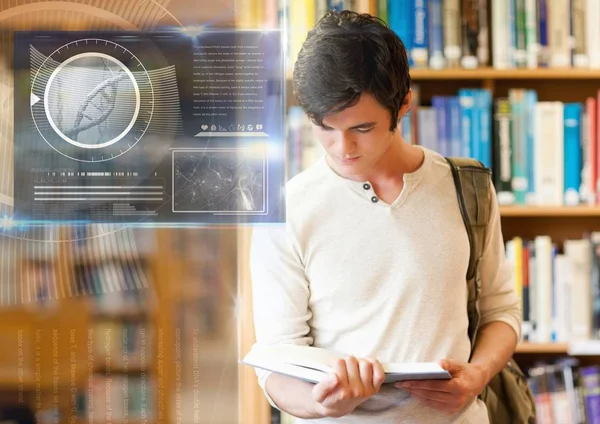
363;183;371;190
371;196;378;203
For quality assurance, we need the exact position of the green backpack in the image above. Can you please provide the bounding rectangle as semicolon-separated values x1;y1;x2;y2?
445;157;537;424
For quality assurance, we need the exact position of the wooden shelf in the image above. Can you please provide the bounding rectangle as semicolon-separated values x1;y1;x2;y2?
499;206;600;217
409;67;600;80
515;341;600;355
91;309;149;320
516;343;568;354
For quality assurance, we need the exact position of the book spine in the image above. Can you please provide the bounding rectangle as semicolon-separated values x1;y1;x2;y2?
591;232;600;339
525;90;538;204
416;107;438;151
492;0;510;68
564;103;583;205
514;0;527;67
443;0;462;67
458;89;474;158
448;96;462;157
378;0;388;23
428;0;445;69
538;0;550;67
535;102;565;206
534;235;553;343
509;89;528;205
587;97;597;205
411;0;429;67
328;0;345;11
477;0;489;66
548;0;571;67
478;89;492;168
389;0;414;65
460;0;479;68
432;96;448;156
587;0;600;68
572;0;588;67
581;366;600;424
525;0;538;68
493;98;514;204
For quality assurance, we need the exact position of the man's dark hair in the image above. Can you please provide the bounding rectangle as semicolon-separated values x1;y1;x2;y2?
292;10;411;132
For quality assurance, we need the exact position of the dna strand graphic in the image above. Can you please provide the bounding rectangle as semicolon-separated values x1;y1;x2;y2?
63;58;127;143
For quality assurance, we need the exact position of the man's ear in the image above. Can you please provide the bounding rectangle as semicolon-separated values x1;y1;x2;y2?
398;89;413;121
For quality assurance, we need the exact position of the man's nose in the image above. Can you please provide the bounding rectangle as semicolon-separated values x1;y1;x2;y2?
336;133;356;157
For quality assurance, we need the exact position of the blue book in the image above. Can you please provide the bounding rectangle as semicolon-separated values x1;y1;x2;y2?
564;103;583;205
328;0;344;11
509;89;528;205
411;0;428;68
525;90;538;203
458;89;475;158
432;96;448;156
402;112;412;144
538;0;549;67
447;97;461;157
428;0;444;69
477;90;493;168
389;0;414;66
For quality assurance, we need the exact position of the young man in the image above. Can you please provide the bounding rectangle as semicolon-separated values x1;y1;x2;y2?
250;10;521;423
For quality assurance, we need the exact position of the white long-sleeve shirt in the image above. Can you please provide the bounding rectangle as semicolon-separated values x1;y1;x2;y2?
250;146;521;424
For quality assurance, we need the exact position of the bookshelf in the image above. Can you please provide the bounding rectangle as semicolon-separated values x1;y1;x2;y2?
0;226;239;423
410;68;600;80
499;206;600;217
238;1;600;423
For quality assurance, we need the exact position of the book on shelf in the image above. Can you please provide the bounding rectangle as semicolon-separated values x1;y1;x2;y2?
241;344;451;384
251;0;600;71
288;84;600;209
506;232;600;344
528;359;600;424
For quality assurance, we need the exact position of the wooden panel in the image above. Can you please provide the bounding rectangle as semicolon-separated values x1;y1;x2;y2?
237;228;270;424
494;78;599;103
516;343;568;354
514;352;600;369
410;68;600;80
501;216;600;246
32;300;90;389
500;206;600;217
0;310;34;389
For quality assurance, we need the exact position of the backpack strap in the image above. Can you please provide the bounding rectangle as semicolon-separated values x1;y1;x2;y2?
445;157;493;354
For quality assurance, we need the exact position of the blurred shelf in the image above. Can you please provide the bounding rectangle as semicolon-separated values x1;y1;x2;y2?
499;206;600;217
516;341;600;355
0;375;34;388
91;309;149;320
82;420;149;424
409;67;600;80
94;364;149;374
286;67;600;81
516;342;568;354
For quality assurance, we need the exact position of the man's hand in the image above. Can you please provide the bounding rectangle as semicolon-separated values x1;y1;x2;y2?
394;359;489;415
311;356;385;418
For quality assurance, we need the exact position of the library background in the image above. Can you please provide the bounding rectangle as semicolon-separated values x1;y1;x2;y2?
0;1;599;424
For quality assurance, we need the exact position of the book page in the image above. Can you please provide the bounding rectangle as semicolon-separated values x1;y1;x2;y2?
244;344;344;373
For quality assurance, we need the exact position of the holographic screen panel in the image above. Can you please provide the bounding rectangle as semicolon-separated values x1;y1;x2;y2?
13;29;285;226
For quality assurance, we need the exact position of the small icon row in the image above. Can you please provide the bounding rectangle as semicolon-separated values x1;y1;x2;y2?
199;124;264;132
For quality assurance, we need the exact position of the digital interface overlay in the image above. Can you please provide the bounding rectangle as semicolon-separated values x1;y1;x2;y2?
13;30;286;226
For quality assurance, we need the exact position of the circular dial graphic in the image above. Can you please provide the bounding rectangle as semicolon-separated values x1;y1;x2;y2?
30;39;154;162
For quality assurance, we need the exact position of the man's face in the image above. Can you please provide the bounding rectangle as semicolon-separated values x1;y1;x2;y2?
312;92;406;179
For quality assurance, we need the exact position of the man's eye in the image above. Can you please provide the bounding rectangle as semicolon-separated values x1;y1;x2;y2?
357;128;374;134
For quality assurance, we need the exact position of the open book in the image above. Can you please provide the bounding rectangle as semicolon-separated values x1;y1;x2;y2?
241;344;452;384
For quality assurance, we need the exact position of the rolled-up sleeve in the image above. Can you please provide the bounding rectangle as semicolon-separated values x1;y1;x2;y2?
478;184;522;341
248;224;313;408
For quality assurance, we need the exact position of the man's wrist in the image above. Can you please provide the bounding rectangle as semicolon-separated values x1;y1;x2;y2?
469;360;493;387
